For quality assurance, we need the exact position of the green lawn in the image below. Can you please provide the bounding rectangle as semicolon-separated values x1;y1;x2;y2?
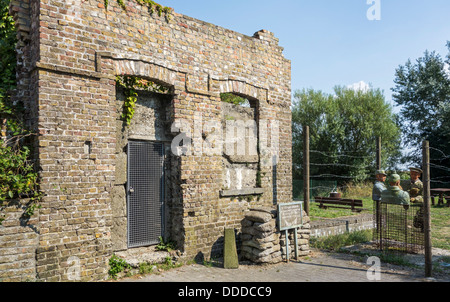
309;197;374;221
309;197;449;251
430;204;450;250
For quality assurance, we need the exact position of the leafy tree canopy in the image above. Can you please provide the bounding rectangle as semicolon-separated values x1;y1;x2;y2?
392;43;450;180
0;0;16;92
292;86;402;183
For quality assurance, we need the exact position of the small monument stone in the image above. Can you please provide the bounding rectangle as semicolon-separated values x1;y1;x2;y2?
223;229;239;269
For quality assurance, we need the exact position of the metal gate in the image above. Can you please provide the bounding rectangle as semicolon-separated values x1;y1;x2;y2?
127;140;165;248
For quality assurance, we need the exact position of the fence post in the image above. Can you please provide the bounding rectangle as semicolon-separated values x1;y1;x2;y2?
375;136;382;239
376;137;382;170
303;125;310;216
423;140;432;278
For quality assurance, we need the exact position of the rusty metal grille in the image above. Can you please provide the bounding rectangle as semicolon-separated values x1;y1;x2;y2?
373;202;424;254
127;141;165;248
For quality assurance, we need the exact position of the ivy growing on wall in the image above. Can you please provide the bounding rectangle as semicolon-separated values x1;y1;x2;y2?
0;0;175;225
116;75;170;126
0;143;42;224
220;93;250;107
104;0;173;21
109;0;173;125
0;0;41;225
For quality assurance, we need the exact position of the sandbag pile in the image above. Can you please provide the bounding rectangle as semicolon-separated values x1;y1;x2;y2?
240;207;311;264
240;207;282;264
279;214;311;258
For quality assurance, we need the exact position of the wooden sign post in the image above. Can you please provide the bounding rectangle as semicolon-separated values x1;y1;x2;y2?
277;202;303;263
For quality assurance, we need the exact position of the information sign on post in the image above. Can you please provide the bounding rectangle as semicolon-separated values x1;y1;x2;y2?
277;202;303;262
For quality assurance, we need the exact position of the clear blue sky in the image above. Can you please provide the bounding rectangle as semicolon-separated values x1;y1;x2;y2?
165;0;450;111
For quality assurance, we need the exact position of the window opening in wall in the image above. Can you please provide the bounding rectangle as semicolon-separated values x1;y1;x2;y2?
220;92;262;198
220;92;251;108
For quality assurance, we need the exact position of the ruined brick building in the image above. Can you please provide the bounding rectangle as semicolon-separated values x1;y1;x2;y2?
1;0;292;281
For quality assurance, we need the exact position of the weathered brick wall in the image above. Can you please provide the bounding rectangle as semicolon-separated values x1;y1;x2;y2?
0;200;39;282
7;0;292;281
34;71;115;281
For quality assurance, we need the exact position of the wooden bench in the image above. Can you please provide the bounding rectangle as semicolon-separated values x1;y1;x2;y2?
431;193;440;205
314;196;364;213
431;195;450;206
445;196;450;207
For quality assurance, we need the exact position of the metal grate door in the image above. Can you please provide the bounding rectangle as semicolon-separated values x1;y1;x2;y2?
127;141;165;248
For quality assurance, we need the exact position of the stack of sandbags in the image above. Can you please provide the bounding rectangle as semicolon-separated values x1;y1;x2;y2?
240;207;282;264
280;212;311;258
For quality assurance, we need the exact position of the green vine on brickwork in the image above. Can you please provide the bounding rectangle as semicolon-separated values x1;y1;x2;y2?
1;0;42;225
220;93;248;106
115;75;170;126
104;0;173;21
0;140;42;225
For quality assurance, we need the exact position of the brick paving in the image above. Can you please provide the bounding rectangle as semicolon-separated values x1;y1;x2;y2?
120;250;447;283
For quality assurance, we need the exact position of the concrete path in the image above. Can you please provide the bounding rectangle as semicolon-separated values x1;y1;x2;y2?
119;250;448;283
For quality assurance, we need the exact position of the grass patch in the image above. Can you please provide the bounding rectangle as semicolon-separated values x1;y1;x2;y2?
108;255;185;280
377;253;416;267
138;256;183;275
310;230;419;268
440;256;450;263
309;181;449;251
309;197;374;221
311;203;449;251
430;204;450;250
350;249;418;268
310;229;373;251
309;181;374;221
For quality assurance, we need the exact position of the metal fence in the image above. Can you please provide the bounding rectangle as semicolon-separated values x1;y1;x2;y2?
373;202;424;254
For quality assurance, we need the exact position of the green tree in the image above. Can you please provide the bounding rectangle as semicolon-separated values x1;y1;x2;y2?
392;47;450;164
0;0;16;91
0;0;18;129
292;86;402;182
440;42;450;137
392;43;450;187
